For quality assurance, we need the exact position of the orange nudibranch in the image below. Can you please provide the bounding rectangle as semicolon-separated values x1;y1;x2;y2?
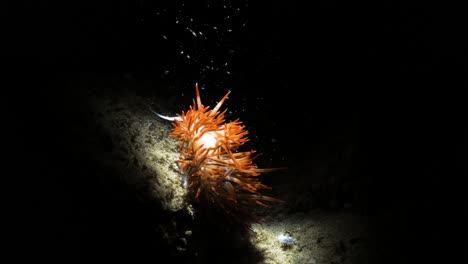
162;83;284;226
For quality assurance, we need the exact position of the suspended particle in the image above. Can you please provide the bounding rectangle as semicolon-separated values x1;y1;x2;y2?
187;27;197;37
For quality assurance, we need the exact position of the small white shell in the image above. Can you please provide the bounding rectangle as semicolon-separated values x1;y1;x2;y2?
277;234;295;244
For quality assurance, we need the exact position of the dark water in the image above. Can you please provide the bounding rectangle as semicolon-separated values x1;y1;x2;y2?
5;1;465;263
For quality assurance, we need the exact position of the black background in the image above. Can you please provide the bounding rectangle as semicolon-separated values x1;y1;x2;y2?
4;0;466;263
